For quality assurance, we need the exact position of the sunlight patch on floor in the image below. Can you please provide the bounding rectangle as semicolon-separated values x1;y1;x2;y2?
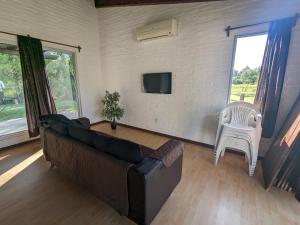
0;155;10;161
0;149;43;187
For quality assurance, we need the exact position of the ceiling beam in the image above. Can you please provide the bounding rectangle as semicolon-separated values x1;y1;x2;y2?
95;0;224;8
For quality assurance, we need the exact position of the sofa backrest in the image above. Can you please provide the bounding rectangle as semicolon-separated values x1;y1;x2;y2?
40;114;75;126
42;115;144;164
42;128;132;215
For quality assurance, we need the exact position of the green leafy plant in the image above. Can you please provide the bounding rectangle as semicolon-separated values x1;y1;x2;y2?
102;91;124;123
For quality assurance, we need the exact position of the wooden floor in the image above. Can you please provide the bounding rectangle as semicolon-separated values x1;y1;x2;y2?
0;122;299;225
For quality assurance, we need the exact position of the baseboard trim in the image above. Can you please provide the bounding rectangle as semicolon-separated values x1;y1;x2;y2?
91;120;107;126
0;138;40;151
94;120;214;149
1;120;262;159
93;120;264;159
121;122;215;149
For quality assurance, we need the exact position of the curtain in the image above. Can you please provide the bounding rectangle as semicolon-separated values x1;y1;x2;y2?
18;35;56;137
255;17;297;138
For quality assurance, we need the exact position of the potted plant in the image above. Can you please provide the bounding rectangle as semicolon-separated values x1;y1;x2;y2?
102;90;124;130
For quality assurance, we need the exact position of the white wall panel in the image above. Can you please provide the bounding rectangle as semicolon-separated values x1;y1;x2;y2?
97;0;300;155
0;0;103;148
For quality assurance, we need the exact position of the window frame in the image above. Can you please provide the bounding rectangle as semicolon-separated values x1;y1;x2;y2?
0;37;82;142
0;37;28;140
43;46;82;118
227;31;268;104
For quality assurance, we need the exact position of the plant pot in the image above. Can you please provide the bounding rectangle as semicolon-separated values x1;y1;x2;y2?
111;119;117;130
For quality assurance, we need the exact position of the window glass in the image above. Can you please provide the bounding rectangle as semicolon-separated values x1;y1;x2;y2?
44;50;79;119
229;34;268;103
0;43;27;135
0;45;80;137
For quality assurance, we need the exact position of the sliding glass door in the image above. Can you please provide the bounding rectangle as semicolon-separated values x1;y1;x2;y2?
44;49;79;119
0;43;27;136
0;43;80;137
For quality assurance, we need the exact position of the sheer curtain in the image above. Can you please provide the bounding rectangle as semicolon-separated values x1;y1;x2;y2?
18;35;56;137
255;16;297;138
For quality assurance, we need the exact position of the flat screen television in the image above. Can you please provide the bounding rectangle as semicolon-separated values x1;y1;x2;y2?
143;72;172;94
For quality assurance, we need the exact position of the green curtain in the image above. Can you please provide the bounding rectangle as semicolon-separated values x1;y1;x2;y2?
18;35;56;137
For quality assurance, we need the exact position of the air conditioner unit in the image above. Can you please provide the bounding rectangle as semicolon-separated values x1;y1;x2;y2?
136;19;178;41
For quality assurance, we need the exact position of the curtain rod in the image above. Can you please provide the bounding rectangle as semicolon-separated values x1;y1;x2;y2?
225;13;300;37
0;30;82;52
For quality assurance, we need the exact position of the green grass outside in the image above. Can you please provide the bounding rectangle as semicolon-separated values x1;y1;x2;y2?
56;100;78;113
0;104;25;122
0;100;78;122
0;84;256;123
230;84;257;104
3;88;18;98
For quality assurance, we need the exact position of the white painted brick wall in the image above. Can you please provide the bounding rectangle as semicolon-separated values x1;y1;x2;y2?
0;0;299;155
97;0;300;155
0;0;103;147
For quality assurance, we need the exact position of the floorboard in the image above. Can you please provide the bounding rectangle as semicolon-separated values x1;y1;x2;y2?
0;122;299;225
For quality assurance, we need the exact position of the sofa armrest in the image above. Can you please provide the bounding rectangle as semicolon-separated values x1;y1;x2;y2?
72;117;91;129
128;153;183;225
142;140;184;167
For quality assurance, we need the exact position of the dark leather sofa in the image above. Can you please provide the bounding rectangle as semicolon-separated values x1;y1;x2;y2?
40;115;184;225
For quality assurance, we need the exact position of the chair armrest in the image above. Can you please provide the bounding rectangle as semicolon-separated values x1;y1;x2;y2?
255;113;263;139
216;110;230;145
72;117;91;129
256;113;262;124
215;111;224;146
143;140;184;167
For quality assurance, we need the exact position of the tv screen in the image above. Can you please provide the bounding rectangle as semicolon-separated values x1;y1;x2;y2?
143;73;172;94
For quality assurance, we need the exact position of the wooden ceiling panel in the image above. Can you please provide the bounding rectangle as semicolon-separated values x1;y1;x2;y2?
95;0;224;8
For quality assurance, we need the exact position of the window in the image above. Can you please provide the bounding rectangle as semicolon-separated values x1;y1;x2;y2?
44;49;79;119
229;34;268;103
0;44;80;137
0;43;26;136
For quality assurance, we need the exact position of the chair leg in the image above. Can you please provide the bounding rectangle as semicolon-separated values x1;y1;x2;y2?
221;148;226;157
50;161;55;169
249;143;258;176
214;137;224;165
214;149;221;165
249;162;257;176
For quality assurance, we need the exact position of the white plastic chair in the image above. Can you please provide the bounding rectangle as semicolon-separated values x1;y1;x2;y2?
214;101;262;176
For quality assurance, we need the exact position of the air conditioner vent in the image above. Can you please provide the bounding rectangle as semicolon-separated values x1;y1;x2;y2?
136;19;177;41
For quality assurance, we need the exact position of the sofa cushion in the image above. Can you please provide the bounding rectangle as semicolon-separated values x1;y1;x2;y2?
93;134;114;150
68;126;96;146
50;122;69;135
71;117;91;129
40;114;73;125
107;139;143;164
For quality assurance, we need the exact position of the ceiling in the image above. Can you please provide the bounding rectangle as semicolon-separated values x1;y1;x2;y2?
95;0;224;8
